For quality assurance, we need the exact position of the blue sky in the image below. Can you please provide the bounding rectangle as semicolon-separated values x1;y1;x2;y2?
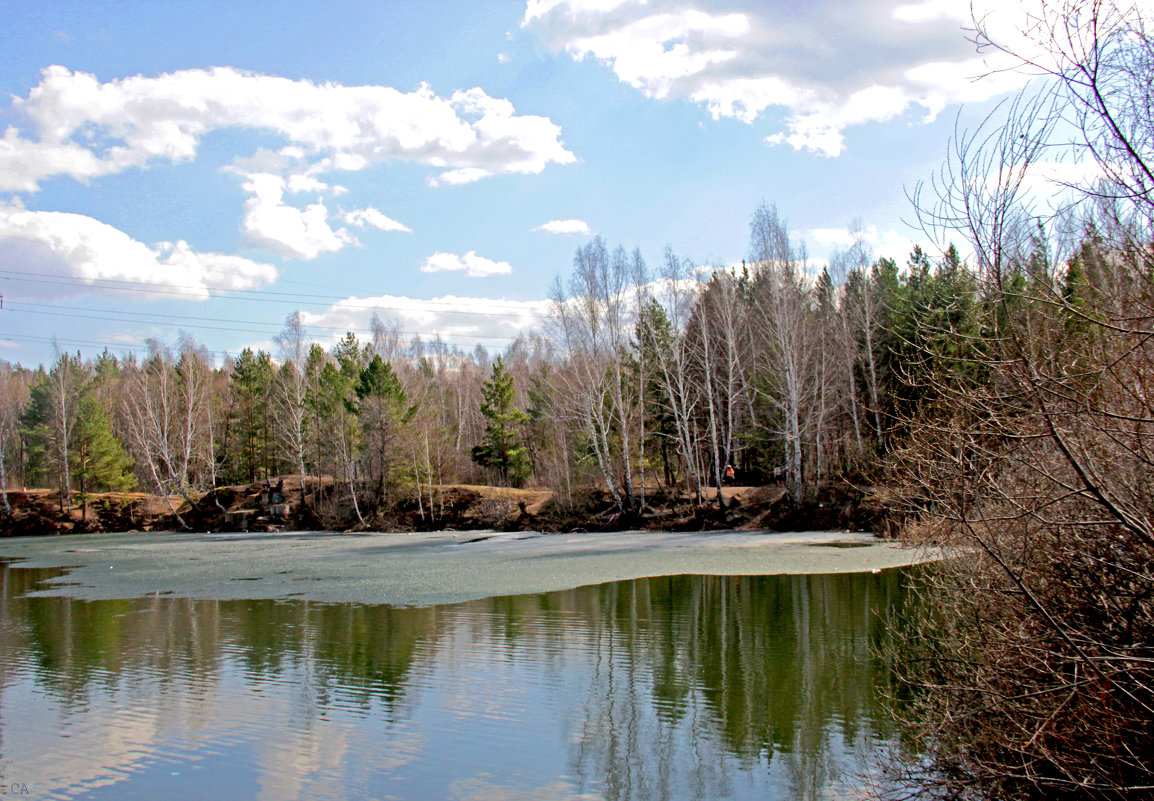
0;0;1033;366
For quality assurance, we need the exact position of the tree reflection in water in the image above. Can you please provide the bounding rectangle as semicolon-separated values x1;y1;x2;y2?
545;573;910;800
0;561;915;800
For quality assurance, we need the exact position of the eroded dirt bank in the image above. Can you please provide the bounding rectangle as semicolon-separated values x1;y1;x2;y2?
1;477;885;537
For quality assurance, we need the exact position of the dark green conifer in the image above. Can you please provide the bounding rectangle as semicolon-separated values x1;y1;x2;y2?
471;357;531;487
71;394;135;520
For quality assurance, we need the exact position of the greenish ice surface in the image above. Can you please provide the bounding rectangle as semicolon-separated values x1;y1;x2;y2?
0;533;928;800
0;529;934;606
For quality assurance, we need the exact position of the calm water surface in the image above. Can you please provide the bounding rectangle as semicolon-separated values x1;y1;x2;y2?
0;562;914;800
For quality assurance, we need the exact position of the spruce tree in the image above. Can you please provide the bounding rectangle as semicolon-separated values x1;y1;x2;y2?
471;357;531;487
355;354;413;505
71;394;135;521
228;348;275;482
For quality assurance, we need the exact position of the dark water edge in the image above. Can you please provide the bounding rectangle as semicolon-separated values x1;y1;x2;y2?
0;562;922;800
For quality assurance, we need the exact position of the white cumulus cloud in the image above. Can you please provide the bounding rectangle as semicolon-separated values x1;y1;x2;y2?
2;67;574;191
533;218;593;235
524;0;636;25
891;0;971;24
0;66;575;257
240;173;354;261
525;0;1037;157
420;251;514;277
564;10;748;100
431;167;493;187
342;207;412;232
809;223;923;265
0;206;277;299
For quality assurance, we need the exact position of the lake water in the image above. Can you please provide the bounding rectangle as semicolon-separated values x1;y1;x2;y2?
0;561;915;800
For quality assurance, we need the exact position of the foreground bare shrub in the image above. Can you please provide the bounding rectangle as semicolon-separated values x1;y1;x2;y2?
883;2;1154;795
889;399;1154;797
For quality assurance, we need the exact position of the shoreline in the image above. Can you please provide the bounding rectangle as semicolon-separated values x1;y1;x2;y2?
0;480;888;538
0;529;938;608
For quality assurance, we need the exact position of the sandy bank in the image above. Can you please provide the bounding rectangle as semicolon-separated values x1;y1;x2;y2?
0;529;938;607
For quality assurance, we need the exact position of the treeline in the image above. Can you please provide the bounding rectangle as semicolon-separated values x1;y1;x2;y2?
0;202;998;526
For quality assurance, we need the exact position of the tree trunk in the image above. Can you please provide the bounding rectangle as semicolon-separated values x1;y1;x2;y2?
0;444;10;517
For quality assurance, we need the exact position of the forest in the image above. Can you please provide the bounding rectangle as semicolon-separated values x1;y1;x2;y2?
0;210;981;529
2;0;1153;798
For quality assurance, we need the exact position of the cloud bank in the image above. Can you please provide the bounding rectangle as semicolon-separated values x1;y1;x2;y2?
301;293;549;348
808;223;921;265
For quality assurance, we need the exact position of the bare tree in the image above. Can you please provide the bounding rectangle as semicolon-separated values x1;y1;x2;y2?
274;312;310;508
630;248;651;508
651;247;705;503
371;313;405;365
607;245;640;510
840;225;886;447
692;269;749;507
973;0;1154;228
890;2;1154;797
47;349;86;514
748;204;812;499
549;238;642;514
122;338;210;529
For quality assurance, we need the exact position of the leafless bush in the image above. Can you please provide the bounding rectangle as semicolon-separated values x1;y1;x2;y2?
889;3;1154;796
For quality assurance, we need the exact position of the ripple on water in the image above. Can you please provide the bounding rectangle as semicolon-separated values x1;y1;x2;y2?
0;570;916;801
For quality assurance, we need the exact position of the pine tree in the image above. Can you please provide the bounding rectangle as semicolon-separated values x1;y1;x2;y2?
71;394;135;521
227;348;275;482
471;357;531;487
355;354;414;505
635;300;678;487
19;381;51;501
20;355;86;510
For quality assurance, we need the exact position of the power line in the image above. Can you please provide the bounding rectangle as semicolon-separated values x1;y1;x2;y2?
6;302;536;343
0;332;211;358
0;324;530;366
0;269;553;320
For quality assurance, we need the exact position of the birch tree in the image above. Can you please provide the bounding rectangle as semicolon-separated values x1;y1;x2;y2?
841;228;885;448
649;247;705;503
123;339;210;528
549;237;641;514
748;204;811;499
274;312;310;507
692;269;751;505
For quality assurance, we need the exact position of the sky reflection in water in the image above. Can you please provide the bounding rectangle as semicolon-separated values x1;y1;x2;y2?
0;564;915;800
